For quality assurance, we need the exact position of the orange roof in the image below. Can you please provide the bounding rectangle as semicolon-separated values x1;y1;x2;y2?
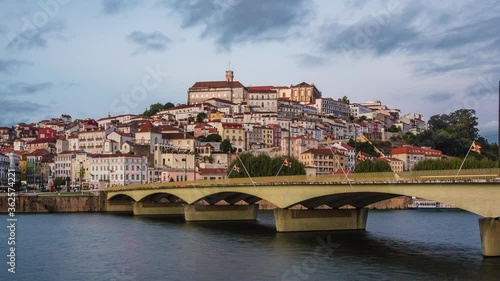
391;146;442;157
191;81;245;89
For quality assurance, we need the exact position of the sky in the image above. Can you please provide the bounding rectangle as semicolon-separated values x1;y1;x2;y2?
0;0;498;142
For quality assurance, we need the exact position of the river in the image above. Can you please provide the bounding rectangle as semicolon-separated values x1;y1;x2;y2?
1;210;499;281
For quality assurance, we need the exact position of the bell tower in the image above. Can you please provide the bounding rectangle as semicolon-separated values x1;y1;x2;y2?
225;70;234;82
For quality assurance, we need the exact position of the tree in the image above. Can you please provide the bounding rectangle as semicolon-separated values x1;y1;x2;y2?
204;134;222;142
196;112;208;123
143;103;165;116
354;160;392;173
338;96;350;104
220;139;232;153
164;102;175;109
415;109;487;158
228;153;305;178
387;125;401;132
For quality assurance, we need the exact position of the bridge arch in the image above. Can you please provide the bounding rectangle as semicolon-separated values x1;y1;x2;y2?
190;191;268;206
137;192;188;204
108;194;135;202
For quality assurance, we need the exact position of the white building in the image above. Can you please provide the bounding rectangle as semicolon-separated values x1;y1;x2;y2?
314;98;350;119
89;154;148;188
0;153;9;185
349;103;373;118
247;86;278;112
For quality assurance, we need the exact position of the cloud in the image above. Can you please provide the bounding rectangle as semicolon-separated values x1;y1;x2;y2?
102;0;139;14
1;82;54;96
0;98;50;127
293;54;329;68
5;21;66;52
424;92;452;102
319;1;500;75
126;31;171;53
0;59;31;75
165;0;311;49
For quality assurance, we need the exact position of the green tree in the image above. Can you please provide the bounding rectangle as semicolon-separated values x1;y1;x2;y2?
204;134;222;142
220;139;232;153
387;125;401;132
143;103;165;116
354;160;392;173
338;96;350;104
196;112;208;123
164;102;175;109
228;153;305;178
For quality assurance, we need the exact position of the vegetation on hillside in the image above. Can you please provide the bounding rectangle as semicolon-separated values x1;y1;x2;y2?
354;160;392;173
228;153;305;178
413;158;498;171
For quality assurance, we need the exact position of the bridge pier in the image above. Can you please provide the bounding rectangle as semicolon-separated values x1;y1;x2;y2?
184;204;258;221
132;202;185;217
273;208;368;232
105;201;133;213
479;217;500;257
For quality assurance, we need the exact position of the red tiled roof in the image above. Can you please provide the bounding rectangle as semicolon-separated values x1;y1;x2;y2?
221;123;243;129
247;86;276;93
137;121;160;134
27;137;57;144
391;146;442;157
301;148;339;156
191;81;245;89
198;168;227;174
162;133;195;140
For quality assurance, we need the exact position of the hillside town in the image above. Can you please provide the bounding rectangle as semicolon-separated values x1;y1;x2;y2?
0;70;443;190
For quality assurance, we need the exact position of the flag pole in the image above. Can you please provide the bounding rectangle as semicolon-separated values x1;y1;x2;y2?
457;142;473;175
236;153;256;188
275;158;286;177
328;145;353;189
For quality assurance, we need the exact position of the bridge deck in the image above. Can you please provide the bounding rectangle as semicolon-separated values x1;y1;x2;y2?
106;169;500;192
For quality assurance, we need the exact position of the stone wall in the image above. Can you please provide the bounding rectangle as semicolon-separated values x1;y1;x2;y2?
0;194;103;213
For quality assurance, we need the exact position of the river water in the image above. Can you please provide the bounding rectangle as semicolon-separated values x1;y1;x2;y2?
1;210;499;281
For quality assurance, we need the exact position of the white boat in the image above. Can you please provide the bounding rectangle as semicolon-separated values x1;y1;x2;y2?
408;199;456;210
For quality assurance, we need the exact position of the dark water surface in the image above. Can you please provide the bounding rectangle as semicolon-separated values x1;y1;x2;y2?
1;210;499;281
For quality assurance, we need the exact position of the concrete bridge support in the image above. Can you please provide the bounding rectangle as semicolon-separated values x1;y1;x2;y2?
184;205;258;221
132;202;185;217
106;201;133;213
479;218;500;257
273;208;368;232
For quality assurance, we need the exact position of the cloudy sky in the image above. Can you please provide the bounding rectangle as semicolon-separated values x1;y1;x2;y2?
0;0;498;141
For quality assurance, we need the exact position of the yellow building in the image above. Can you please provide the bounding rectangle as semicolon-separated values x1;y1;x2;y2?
221;123;246;151
300;148;346;175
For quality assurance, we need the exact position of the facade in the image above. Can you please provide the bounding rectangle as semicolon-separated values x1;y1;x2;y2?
54;151;77;180
289;82;322;104
89;154;148;187
187;71;247;105
0;153;9;185
26;138;56;153
314;98;349;119
281;134;319;159
391;146;442;171
375;157;404;173
78;129;107;154
247;86;278;112
300;148;346;175
221;123;246;151
349;103;373;118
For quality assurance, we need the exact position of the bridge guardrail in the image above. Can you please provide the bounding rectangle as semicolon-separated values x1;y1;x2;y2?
105;168;500;191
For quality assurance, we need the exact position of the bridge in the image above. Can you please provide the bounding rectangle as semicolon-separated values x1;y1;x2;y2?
105;169;500;257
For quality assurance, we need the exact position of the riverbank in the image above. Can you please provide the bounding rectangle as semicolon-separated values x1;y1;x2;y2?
0;193;104;213
0;194;410;213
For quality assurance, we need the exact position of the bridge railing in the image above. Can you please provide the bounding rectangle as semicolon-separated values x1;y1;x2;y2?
106;168;500;191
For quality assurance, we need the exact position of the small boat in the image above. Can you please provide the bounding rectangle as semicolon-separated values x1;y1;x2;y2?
408;198;457;210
